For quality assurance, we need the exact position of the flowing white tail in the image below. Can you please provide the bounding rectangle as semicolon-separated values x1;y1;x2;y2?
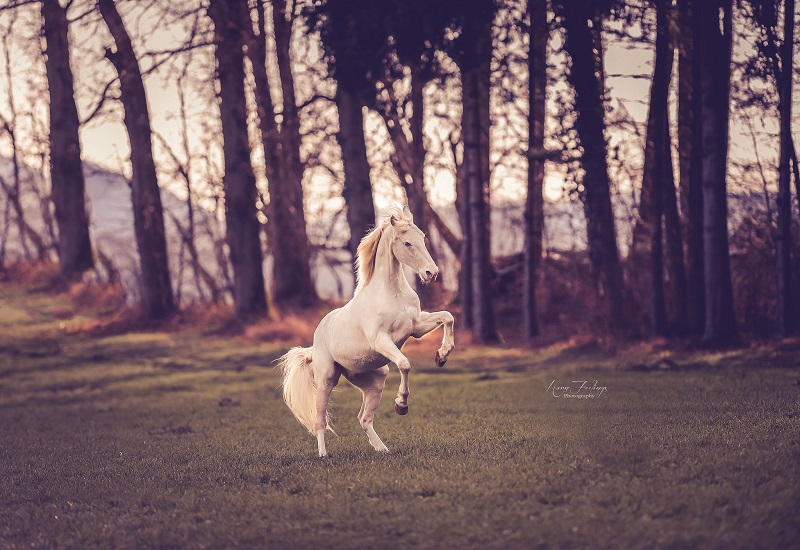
278;346;331;434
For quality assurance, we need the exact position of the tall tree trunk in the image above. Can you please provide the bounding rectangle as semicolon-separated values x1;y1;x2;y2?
461;5;498;344
41;0;93;279
698;0;738;344
98;0;174;319
209;0;268;318
679;0;705;335
455;136;473;329
407;65;428;234
776;0;795;337
632;0;673;336
524;0;547;340
406;64;436;307
337;86;376;262
268;0;317;306
661;120;689;333
558;1;626;329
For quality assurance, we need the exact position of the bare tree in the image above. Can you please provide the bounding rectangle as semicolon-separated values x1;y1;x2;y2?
40;0;93;279
208;0;268;318
678;0;705;335
245;0;316;307
697;0;738;344
0;12;47;264
776;0;795;336
98;0;175;319
458;0;499;343
310;0;380;261
556;0;626;329
523;0;547;340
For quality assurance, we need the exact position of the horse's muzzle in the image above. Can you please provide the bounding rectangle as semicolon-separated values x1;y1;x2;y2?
421;269;438;284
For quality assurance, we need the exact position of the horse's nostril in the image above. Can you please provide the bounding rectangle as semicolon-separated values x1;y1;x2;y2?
425;271;433;278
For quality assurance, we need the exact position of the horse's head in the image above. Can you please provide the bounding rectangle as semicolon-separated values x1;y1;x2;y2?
389;205;439;284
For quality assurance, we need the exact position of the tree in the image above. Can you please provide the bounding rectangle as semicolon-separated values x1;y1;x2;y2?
457;0;499;343
776;0;795;336
556;0;626;329
246;0;316;307
208;0;268;318
677;0;705;335
98;0;175;319
312;0;381;260
523;0;547;340
40;0;93;279
697;0;738;344
678;0;705;335
631;0;687;336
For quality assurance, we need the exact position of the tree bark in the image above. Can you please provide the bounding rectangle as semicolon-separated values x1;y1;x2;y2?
679;0;705;335
523;0;547;340
267;0;317;306
661;119;689;333
455;135;473;329
558;1;626;329
406;64;437;307
461;5;498;344
776;0;795;337
208;0;268;318
632;0;674;336
336;86;376;261
698;0;738;345
41;0;93;279
98;0;174;319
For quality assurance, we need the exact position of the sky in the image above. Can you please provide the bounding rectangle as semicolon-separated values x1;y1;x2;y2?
0;0;797;222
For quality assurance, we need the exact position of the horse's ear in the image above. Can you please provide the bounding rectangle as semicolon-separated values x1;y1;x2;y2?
402;204;413;222
390;212;409;228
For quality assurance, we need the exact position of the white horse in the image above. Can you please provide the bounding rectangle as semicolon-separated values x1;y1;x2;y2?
278;205;455;456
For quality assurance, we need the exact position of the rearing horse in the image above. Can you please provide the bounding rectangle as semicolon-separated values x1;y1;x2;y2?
278;205;455;456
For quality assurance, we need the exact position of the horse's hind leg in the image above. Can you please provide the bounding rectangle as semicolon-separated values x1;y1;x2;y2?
345;367;390;452
313;359;340;457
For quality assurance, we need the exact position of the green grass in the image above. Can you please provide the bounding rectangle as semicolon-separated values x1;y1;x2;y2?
1;285;799;549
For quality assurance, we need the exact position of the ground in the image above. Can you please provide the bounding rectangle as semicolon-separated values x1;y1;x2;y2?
1;285;799;549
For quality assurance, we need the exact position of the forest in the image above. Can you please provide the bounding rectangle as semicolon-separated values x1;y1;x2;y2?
0;0;798;347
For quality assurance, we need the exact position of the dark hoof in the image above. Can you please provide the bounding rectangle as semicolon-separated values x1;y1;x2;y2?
435;351;447;368
395;402;409;415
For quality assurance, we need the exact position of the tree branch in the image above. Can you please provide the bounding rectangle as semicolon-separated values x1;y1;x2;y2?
80;77;120;125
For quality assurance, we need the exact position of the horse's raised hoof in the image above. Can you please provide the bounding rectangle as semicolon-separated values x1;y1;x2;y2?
395;402;409;415
435;351;447;368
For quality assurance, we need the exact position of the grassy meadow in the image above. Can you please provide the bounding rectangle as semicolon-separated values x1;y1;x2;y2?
1;284;799;549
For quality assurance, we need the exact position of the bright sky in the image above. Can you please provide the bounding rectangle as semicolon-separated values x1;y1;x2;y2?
0;1;797;219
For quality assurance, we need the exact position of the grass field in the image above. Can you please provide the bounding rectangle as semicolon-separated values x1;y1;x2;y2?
1;284;799;549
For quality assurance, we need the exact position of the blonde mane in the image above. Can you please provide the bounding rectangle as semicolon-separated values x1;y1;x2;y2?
354;206;410;295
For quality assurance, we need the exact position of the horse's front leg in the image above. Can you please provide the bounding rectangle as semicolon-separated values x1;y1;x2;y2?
413;311;455;367
371;333;412;415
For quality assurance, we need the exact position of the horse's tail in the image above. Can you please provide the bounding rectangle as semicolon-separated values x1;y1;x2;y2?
278;346;330;435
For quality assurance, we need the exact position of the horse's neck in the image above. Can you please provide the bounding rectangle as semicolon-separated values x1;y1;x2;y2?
372;226;408;295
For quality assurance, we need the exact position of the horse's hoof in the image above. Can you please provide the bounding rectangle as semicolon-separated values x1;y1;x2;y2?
395;402;409;415
435;351;447;368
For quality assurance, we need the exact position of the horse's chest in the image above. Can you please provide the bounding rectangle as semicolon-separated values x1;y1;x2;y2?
380;304;417;342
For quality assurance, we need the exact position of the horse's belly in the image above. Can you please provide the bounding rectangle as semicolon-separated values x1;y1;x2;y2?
334;334;411;375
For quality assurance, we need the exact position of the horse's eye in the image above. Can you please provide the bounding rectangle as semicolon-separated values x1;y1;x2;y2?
404;242;412;247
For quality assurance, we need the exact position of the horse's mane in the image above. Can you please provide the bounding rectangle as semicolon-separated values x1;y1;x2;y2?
354;205;410;295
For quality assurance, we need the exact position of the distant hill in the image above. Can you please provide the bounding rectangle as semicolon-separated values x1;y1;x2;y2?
2;156;772;304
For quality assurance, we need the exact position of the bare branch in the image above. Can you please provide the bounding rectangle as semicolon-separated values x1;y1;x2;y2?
80;77;120;125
